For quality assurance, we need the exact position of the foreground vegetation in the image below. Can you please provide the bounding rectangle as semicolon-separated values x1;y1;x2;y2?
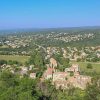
0;71;100;100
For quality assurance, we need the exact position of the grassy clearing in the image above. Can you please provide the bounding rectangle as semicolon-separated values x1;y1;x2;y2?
70;61;100;73
0;45;9;48
0;55;30;63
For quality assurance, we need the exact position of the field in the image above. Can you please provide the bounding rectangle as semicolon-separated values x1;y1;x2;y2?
0;55;30;63
71;61;100;74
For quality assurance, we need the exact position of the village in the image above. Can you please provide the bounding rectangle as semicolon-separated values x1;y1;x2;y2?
45;46;100;62
42;58;91;90
0;57;91;90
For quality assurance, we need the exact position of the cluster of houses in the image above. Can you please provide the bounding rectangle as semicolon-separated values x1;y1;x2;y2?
54;33;94;43
45;46;100;62
0;64;36;79
4;36;31;49
44;32;94;43
42;58;91;90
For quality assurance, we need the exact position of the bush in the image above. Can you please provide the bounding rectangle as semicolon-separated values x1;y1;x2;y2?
0;60;7;65
70;71;74;76
87;63;93;69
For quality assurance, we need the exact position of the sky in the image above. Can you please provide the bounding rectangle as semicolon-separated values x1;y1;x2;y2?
0;0;100;29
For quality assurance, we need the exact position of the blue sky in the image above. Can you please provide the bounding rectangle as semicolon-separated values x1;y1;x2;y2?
0;0;100;29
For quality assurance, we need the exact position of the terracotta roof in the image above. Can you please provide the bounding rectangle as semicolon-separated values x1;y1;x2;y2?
53;72;67;76
43;67;54;76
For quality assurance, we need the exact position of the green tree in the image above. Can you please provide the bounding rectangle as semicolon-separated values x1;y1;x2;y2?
87;63;93;69
84;76;100;100
0;60;7;65
29;51;44;67
7;60;13;65
70;71;74;76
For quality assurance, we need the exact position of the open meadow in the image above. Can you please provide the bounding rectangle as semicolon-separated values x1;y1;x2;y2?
71;61;100;74
0;55;30;63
